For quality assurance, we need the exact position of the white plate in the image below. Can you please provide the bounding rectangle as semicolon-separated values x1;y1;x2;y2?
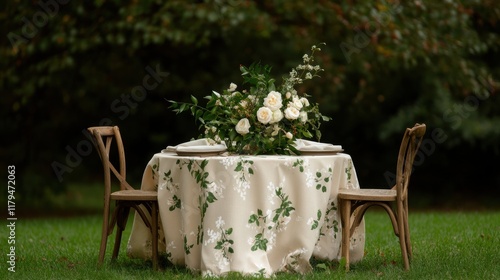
175;144;226;156
176;151;224;157
299;149;344;156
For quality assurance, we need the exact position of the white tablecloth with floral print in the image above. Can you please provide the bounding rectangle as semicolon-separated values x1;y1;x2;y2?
127;151;365;277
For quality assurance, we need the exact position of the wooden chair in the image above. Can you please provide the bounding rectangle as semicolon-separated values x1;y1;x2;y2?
88;126;159;270
338;123;426;271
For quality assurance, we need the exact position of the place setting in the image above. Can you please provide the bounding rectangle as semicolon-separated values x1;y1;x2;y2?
162;138;227;157
162;138;343;157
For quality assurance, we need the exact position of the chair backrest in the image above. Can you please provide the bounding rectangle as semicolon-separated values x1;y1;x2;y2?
88;126;135;196
395;123;426;201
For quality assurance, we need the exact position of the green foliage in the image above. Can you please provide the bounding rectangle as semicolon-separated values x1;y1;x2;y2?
247;186;295;252
1;0;499;201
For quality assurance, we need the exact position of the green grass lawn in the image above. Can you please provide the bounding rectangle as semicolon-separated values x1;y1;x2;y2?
2;210;499;279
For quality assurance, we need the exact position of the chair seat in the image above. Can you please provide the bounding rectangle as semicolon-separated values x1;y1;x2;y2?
111;190;158;201
338;188;396;201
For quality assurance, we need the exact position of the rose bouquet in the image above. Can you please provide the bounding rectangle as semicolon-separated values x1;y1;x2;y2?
168;44;331;155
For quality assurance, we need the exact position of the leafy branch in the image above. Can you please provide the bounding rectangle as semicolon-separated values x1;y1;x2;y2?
248;187;295;251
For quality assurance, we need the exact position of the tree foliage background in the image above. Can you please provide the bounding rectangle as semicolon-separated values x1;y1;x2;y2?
2;0;499;208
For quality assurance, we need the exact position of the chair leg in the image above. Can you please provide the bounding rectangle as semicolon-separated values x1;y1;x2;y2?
98;203;111;266
111;206;130;261
397;206;410;270
111;228;122;261
399;230;410;270
151;202;159;271
340;199;352;271
404;203;413;260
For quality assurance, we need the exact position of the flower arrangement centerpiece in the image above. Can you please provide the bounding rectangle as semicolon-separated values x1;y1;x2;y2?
168;44;331;155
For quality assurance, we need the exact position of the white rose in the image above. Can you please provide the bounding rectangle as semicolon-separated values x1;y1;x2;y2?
257;107;273;124
292;97;303;109
300;97;310;107
263;91;283;111
228;83;237;92
235;118;250;135
299;111;308;123
284;107;300;120
270;110;283;124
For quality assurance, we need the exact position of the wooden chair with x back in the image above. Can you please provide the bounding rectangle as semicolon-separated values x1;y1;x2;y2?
338;123;426;271
88;126;159;270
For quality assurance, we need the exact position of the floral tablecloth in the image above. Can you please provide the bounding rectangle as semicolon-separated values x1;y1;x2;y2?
127;152;365;277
